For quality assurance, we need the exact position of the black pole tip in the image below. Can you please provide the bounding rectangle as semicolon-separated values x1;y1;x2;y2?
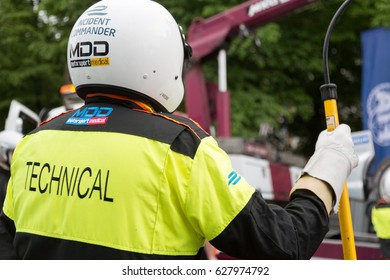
320;83;338;101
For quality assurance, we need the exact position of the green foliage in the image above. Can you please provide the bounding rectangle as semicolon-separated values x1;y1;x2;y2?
0;0;389;155
0;0;95;128
0;0;61;123
160;0;390;155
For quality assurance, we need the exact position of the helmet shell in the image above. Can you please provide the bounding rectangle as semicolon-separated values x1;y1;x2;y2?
67;0;186;112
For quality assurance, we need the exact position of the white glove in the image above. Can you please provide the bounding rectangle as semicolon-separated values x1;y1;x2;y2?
301;124;358;213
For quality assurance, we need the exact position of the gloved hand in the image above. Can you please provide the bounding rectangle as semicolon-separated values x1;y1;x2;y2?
301;124;358;213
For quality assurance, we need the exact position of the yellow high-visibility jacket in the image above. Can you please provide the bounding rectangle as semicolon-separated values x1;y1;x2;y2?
372;204;390;239
0;97;329;259
371;202;390;258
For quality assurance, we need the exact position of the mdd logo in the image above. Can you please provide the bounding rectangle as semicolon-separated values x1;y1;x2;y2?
69;41;110;68
70;41;109;58
66;107;113;126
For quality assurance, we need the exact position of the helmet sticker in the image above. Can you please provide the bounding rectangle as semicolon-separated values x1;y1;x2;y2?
86;5;108;16
70;5;114;38
66;107;113;126
228;170;242;186
69;41;110;68
69;4;115;68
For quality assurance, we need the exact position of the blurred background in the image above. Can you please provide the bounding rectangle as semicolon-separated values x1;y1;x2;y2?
0;0;389;157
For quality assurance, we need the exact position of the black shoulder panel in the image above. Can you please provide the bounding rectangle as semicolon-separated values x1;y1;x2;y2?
31;104;209;159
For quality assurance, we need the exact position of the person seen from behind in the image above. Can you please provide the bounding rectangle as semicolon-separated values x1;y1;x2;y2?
371;174;390;259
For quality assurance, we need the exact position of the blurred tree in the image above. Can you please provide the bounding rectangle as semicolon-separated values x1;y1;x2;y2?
0;0;60;125
0;0;389;157
0;0;95;128
160;0;390;156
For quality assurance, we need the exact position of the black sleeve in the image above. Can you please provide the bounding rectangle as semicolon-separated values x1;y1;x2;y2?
0;170;9;211
0;210;19;259
210;189;329;260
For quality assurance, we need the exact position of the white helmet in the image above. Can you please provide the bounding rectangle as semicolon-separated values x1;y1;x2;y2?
67;0;192;113
0;130;23;170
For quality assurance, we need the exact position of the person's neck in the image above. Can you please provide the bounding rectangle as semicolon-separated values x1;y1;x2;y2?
85;93;155;112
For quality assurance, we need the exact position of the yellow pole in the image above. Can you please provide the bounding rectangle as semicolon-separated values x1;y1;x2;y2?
323;98;357;260
320;0;356;260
